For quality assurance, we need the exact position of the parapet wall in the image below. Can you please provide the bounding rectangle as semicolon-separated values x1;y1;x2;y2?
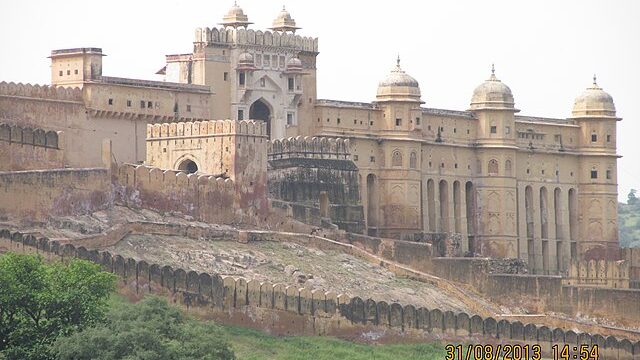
564;259;630;288
268;136;351;160
0;123;64;170
1;229;638;359
195;27;318;53
0;168;112;220
147;119;267;139
114;163;237;224
0;81;83;101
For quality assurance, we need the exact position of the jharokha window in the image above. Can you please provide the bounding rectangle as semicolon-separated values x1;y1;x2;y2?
488;159;499;176
409;152;417;169
391;150;403;167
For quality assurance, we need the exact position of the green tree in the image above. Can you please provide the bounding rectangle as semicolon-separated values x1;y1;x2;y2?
0;253;116;360
628;189;638;205
53;296;236;360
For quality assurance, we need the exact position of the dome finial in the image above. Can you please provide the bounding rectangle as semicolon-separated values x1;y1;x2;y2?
593;74;597;86
397;54;401;67
491;63;495;75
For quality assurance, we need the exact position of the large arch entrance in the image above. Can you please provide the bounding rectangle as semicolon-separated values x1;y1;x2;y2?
177;159;198;174
250;99;271;138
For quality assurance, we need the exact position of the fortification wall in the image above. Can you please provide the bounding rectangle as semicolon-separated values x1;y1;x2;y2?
0;168;112;221
114;163;237;224
1;229;639;358
146;120;269;218
0;123;64;170
195;27;318;53
431;257;640;327
268;136;364;233
0;81;146;167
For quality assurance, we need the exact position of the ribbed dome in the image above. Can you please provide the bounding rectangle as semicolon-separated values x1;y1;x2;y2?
237;51;255;70
375;57;422;103
571;76;616;118
469;65;515;110
287;57;302;69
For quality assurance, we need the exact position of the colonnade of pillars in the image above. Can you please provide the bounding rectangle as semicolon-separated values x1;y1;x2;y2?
520;185;577;274
424;179;476;254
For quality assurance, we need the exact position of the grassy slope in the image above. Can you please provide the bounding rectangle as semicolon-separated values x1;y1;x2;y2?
223;325;445;360
108;295;445;360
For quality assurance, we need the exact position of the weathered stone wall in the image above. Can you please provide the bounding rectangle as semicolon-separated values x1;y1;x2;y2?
430;257;640;327
267;136;365;233
564;259;630;288
2;229;639;359
0;123;64;170
0;168;112;220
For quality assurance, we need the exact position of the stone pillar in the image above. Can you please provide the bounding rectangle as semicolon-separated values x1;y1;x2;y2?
517;184;529;262
459;181;469;253
532;185;543;273
560;187;572;272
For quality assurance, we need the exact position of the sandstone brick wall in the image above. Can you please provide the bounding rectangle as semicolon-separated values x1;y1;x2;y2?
0;123;64;170
0;168;112;221
1;229;638;359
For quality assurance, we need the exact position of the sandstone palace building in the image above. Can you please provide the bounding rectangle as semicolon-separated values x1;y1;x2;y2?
0;3;621;276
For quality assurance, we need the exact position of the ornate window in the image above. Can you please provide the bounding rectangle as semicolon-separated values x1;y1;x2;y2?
409;152;417;169
505;159;512;176
391;150;403;167
488;159;499;176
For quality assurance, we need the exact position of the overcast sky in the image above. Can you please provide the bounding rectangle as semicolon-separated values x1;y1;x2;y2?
1;0;638;202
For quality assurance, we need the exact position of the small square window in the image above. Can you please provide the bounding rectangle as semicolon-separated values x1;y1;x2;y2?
416;117;421;125
66;70;71;75
186;105;192;112
441;162;445;168
354;120;357;125
223;72;228;81
370;156;375;163
370;121;373;126
317;118;320;123
127;100;132;107
147;101;153;109
353;155;359;161
395;118;402;126
454;128;457;133
260;78;266;87
288;77;294;91
454;163;458;168
74;69;78;75
526;168;530;174
490;126;497;134
542;169;545;175
428;125;431;130
108;98;113;105
467;129;470;134
606;135;611;142
287;112;294;125
140;101;146;109
591;170;598;179
337;118;341;124
428;161;432;167
239;72;245;86
606;170;611;179
505;126;510;134
59;70;63;76
591;134;597;142
238;109;244;120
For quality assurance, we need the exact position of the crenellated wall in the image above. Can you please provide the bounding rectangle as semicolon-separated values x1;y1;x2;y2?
1;229;639;359
0;81;83;101
194;27;318;53
146;119;269;218
114;163;238;224
267;136;365;233
0;123;65;170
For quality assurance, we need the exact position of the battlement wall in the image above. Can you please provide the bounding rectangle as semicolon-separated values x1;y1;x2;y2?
0;81;83;102
114;163;239;224
195;27;318;53
268;136;351;160
147;119;267;139
1;229;639;358
0;123;65;171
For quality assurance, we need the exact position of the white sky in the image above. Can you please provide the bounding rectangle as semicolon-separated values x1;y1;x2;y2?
1;0;638;202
